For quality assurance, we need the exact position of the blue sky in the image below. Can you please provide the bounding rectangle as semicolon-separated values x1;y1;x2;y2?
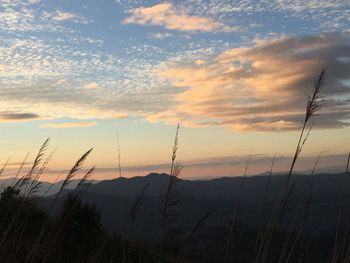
0;0;350;180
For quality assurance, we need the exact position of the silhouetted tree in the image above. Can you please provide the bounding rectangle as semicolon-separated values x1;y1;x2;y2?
53;193;103;262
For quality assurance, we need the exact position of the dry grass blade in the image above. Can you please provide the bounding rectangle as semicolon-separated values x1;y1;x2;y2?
129;183;150;223
171;124;179;165
279;153;322;263
280;182;295;217
34;146;58;179
161;124;182;234
157;125;182;263
117;132;122;178
303;152;322;222
26;146;59;198
14;138;49;190
0;157;11;189
346;152;350;176
12;152;30;185
242;149;253;186
298;119;315;156
161;161;183;231
28;137;49;176
225;150;253;263
260;154;276;224
287;70;325;183
0;157;10;177
255;71;327;262
42;172;63;197
279;69;326;218
66;148;93;181
189;209;215;237
76;166;95;190
305;69;325;123
51;148;93;210
277;215;298;263
332;152;350;262
252;154;276;262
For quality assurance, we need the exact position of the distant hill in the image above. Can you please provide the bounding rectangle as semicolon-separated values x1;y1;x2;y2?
16;172;349;241
2;171;348;199
0;178;87;196
89;172;350;201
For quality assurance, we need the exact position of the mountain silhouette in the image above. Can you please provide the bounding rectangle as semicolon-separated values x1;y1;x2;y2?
16;171;348;241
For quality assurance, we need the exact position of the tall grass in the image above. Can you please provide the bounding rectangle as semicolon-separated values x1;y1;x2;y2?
331;152;350;263
161;124;183;236
14;138;50;191
225;150;253;263
129;182;150;224
254;69;326;263
51;148;93;210
286;69;325;183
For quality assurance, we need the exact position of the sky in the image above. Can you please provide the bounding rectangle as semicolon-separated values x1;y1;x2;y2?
0;0;350;181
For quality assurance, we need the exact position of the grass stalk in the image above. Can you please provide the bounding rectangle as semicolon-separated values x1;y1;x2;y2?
50;148;93;211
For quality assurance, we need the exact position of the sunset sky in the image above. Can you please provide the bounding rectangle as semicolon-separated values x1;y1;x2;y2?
0;0;350;181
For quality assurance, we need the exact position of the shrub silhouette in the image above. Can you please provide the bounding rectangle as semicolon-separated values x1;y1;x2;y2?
0;187;49;262
52;193;103;262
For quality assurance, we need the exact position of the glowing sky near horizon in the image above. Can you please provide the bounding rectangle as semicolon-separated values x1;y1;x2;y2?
0;0;350;181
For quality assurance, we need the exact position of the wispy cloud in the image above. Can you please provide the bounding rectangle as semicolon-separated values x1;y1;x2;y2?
150;32;173;40
41;122;97;128
52;11;77;21
0;1;88;33
27;0;40;4
0;112;40;122
150;33;350;131
123;2;238;32
0;33;173;123
43;10;88;23
83;82;98;90
81;152;350;179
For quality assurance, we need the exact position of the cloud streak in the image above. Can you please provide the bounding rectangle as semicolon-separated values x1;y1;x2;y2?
51;11;78;21
41;122;97;128
0;112;40;122
123;2;238;32
151;33;350;131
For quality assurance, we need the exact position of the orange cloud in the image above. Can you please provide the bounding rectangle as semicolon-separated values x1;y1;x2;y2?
152;33;350;131
83;82;98;90
41;122;97;128
123;2;238;32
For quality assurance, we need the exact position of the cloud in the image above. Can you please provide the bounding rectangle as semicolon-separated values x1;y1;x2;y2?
83;82;98;90
191;0;350;31
150;32;173;39
195;59;206;65
28;0;40;4
51;11;78;22
41;122;97;128
41;10;88;24
123;2;238;32
0;2;87;33
150;33;350;131
0;79;134;122
0;112;40;122
0;34;175;123
86;152;350;179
